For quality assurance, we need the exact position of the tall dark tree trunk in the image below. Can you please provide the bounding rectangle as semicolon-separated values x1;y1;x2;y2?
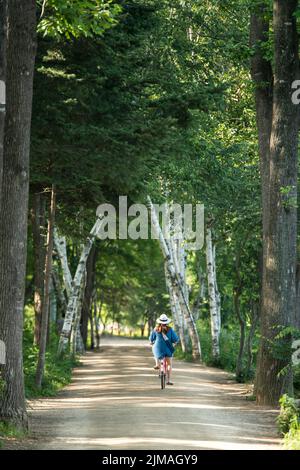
234;290;245;381
233;249;245;380
245;300;259;378
296;263;300;330
250;1;273;398
36;186;56;389
95;296;103;348
31;192;46;345
254;0;299;406
0;0;7;199
52;267;67;321
250;2;273;239
0;0;36;427
81;245;98;349
89;301;95;350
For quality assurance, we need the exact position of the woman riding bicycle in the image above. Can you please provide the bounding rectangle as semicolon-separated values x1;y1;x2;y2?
149;314;179;386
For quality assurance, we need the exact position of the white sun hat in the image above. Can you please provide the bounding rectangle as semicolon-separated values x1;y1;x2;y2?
156;314;171;325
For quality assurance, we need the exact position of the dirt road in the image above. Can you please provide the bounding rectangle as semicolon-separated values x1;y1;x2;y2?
4;337;281;450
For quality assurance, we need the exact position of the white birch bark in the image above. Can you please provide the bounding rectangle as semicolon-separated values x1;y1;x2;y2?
206;226;221;359
169;235;190;347
192;265;206;321
213;244;221;332
54;228;73;300
177;235;189;303
57;217;103;356
164;262;187;352
52;267;67;318
148;196;201;360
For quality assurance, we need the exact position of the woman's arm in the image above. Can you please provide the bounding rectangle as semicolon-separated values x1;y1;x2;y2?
171;329;179;344
149;330;156;344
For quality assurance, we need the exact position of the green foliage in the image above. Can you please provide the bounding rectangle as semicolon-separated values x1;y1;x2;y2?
283;421;300;451
95;239;168;331
0;421;27;440
37;0;121;39
23;311;78;398
175;320;258;379
280;185;298;210
174;348;194;363
277;394;300;435
264;326;300;379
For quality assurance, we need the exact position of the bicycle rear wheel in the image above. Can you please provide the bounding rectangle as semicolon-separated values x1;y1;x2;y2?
161;371;166;389
160;357;166;389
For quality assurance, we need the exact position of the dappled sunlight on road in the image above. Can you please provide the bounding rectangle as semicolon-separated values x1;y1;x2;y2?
33;436;280;451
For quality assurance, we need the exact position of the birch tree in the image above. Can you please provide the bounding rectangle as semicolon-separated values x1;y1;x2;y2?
54;228;72;300
148;196;201;360
169;235;190;350
52;267;67;320
57;216;103;357
164;262;187;352
71;272;86;356
192;264;206;321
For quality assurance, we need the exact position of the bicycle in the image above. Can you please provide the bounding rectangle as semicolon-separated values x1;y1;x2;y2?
159;356;168;390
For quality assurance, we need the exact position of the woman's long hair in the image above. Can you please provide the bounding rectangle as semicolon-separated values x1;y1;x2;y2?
155;323;170;333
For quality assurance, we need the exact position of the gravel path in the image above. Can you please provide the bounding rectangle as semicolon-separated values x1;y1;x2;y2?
2;336;281;450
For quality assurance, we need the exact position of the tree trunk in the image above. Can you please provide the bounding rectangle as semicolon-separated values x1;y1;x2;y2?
57;216;103;356
233;246;246;380
81;245;98;349
206;225;221;360
255;0;299;406
89;300;95;350
164;261;187;352
54;228;73;300
148;196;201;360
250;2;273;242
296;263;300;330
31;192;46;345
173;235;190;347
71;272;86;357
94;296;101;349
52;267;67;321
49;276;57;323
250;2;273;398
35;185;56;389
192;263;206;321
234;288;245;380
0;0;36;428
0;0;7;201
245;300;259;378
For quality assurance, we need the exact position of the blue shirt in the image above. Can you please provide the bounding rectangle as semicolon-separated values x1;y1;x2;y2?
149;328;179;359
